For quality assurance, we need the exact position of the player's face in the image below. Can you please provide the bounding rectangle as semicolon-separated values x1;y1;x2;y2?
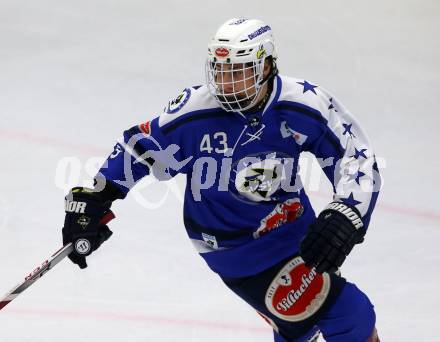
207;59;272;111
214;63;257;99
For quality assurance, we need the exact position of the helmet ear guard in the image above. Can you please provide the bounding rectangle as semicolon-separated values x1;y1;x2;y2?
205;18;278;112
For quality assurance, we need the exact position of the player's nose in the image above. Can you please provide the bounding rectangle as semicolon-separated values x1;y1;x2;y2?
217;71;234;94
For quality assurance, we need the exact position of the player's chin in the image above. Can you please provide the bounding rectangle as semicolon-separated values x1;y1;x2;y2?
217;94;254;110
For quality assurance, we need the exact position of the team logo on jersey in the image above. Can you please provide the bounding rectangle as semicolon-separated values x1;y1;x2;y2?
215;47;230;58
254;199;303;238
230;152;296;203
239;166;279;200
166;88;191;114
265;257;330;322
280;121;308;145
139;120;151;136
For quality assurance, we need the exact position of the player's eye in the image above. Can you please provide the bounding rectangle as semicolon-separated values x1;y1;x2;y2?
233;70;244;78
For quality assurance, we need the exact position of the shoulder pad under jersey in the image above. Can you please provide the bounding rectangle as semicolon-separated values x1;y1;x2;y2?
277;75;345;122
158;85;219;128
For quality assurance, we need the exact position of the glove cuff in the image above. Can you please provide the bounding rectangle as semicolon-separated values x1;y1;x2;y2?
322;202;364;231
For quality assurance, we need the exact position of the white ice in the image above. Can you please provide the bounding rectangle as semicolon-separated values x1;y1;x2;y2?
0;1;439;341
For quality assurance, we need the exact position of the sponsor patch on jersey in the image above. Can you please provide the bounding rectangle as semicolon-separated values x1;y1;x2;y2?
280;121;308;145
202;232;219;249
166;88;191;114
254;199;303;238
139;120;151;136
265;256;330;322
215;47;230;58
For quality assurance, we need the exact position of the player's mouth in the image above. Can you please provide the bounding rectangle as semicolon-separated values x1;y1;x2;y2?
216;93;255;110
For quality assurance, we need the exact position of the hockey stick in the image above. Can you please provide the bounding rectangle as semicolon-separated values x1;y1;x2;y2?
0;211;115;311
0;243;74;310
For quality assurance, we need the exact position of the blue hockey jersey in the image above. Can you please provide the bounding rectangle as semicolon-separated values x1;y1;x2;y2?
97;75;381;278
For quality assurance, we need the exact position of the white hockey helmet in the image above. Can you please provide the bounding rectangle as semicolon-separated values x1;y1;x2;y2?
206;18;278;112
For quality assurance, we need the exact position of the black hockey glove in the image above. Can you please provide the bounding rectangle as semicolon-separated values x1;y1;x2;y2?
62;187;115;269
300;202;366;274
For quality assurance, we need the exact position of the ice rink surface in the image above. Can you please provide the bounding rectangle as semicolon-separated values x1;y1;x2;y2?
0;0;439;341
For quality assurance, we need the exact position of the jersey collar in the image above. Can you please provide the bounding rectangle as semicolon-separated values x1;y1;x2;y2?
234;74;282;119
261;74;282;116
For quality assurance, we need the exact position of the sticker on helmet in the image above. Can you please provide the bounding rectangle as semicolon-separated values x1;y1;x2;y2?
256;46;266;59
215;47;229;58
166;88;191;114
248;25;271;40
229;19;248;25
265;257;330;322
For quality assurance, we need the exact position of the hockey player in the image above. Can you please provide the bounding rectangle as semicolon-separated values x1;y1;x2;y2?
62;18;381;342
